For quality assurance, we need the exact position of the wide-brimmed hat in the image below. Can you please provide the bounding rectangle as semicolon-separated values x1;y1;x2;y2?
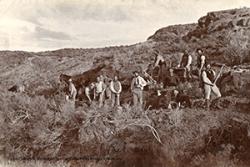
133;70;139;74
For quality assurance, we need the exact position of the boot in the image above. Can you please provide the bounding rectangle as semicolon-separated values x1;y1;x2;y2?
205;99;210;110
212;98;223;110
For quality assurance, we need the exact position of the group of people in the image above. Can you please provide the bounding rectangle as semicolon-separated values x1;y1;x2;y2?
66;75;122;108
66;48;223;110
145;48;222;109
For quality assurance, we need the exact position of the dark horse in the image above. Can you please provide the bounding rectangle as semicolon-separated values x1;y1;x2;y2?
59;64;106;86
59;64;132;101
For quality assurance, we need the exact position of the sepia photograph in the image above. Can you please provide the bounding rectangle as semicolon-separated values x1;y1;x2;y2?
0;0;250;167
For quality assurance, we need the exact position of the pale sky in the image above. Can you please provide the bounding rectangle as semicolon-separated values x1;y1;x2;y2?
0;0;249;51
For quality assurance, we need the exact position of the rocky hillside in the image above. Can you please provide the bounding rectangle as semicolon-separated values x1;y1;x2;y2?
150;8;250;64
1;8;250;167
1;8;250;94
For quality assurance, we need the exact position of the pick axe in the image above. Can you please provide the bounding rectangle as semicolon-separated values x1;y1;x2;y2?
213;64;225;85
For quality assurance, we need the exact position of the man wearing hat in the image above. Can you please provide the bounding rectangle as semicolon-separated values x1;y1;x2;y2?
131;71;147;107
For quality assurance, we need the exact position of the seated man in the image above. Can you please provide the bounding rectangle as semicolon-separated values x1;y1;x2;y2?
164;68;180;87
177;50;192;79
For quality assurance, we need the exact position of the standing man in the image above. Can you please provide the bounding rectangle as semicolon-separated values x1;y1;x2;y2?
95;76;106;107
201;64;221;109
131;71;147;107
197;49;206;76
178;50;192;79
103;75;112;100
68;78;77;102
110;76;122;107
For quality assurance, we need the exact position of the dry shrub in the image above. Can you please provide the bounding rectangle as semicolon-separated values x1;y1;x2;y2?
0;89;250;166
0;90;77;159
224;30;250;65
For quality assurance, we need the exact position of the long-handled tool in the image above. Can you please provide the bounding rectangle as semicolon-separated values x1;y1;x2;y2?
143;71;157;84
213;64;225;85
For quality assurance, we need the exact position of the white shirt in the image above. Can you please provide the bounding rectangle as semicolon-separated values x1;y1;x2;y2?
85;86;92;96
178;54;192;69
131;76;147;90
95;81;105;93
202;70;213;85
186;55;192;68
200;55;206;68
69;83;77;95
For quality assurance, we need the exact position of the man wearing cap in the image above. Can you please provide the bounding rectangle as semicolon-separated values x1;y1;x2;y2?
131;71;148;107
110;76;122;107
68;78;77;102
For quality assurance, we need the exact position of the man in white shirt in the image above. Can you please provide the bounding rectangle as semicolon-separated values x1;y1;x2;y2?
95;76;106;107
68;78;77;102
110;76;122;107
201;64;221;109
131;71;147;107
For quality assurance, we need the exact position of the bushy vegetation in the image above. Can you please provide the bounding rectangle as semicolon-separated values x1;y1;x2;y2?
0;157;69;167
0;88;250;167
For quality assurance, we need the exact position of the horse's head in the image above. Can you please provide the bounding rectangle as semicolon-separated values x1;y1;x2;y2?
59;74;71;84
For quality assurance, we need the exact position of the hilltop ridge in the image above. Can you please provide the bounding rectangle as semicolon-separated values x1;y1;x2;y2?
0;8;250;94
